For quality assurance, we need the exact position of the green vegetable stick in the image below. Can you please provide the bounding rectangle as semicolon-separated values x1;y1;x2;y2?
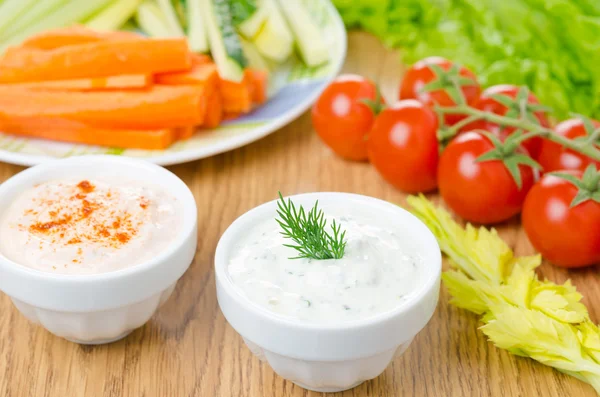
0;0;66;39
0;0;112;50
85;0;143;31
187;0;209;52
156;0;185;36
136;1;173;37
0;0;36;37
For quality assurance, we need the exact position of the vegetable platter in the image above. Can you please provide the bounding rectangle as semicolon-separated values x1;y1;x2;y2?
0;0;346;166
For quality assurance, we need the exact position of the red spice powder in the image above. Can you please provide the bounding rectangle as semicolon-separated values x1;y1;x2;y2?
27;180;146;250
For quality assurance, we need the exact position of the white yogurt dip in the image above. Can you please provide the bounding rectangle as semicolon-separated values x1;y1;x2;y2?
228;211;425;323
0;178;182;275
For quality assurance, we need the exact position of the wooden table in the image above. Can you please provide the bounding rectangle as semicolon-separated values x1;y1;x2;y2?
0;32;598;397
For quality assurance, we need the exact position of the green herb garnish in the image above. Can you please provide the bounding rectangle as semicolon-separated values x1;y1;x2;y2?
276;192;347;260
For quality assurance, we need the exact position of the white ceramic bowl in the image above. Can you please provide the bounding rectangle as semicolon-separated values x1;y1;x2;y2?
215;192;441;392
0;155;197;344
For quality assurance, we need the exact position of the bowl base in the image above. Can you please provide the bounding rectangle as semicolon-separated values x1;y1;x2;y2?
292;380;363;393
64;330;133;345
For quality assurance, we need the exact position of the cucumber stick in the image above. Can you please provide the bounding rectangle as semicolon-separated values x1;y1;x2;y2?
201;0;247;82
85;0;143;31
252;0;292;63
136;1;173;37
276;0;328;66
237;3;267;39
187;0;209;52
156;0;185;36
0;0;36;37
0;0;112;50
0;0;65;39
240;37;269;72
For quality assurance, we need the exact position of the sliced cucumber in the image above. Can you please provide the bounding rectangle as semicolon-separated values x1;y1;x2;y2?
240;37;269;73
136;1;173;37
156;0;185;36
201;0;247;82
237;2;266;38
276;0;328;67
85;0;142;31
253;0;292;63
187;0;208;52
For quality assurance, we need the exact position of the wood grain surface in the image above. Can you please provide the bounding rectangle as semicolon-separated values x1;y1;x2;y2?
0;32;598;397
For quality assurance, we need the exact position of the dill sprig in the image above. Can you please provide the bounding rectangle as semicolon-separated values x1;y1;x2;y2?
275;192;347;260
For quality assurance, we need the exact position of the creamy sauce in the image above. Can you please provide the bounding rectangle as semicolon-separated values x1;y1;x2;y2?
228;213;424;323
0;179;182;275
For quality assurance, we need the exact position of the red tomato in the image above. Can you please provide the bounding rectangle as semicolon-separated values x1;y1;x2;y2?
312;75;380;161
522;171;600;268
538;118;600;172
438;131;536;224
367;100;439;193
461;85;549;159
399;56;480;125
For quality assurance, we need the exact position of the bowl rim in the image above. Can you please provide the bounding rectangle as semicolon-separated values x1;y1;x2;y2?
215;192;442;332
0;155;198;312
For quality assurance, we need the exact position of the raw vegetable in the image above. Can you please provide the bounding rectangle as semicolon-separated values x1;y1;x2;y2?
332;0;600;120
19;26;142;50
0;38;191;82
538;118;600;172
5;74;151;91
230;0;258;26
201;0;247;82
240;37;269;73
0;0;37;37
237;1;267;38
155;55;218;90
277;0;328;67
399;57;480;126
367;100;439;193
407;195;600;393
522;166;600;268
0;85;207;129
0;115;177;150
203;90;223;128
156;0;185;36
0;0;112;51
248;69;267;104
275;192;347;260
186;0;209;52
0;0;64;39
85;0;143;31
136;1;174;38
437;131;537;224
252;0;293;63
311;74;381;161
460;85;549;159
219;70;253;113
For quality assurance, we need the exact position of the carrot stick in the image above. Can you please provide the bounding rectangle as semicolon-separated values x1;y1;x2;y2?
0;85;207;128
203;91;222;128
3;74;151;91
0;115;176;150
155;62;218;93
248;69;267;105
19;25;144;49
223;112;241;121
219;71;253;114
175;125;196;140
0;38;191;83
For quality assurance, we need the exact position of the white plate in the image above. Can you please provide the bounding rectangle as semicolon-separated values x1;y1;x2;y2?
0;0;346;167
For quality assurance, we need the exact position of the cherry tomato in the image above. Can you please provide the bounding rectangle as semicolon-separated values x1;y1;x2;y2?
461;85;549;159
522;171;600;268
438;131;536;224
399;56;480;125
312;74;380;161
537;118;600;172
367;100;439;193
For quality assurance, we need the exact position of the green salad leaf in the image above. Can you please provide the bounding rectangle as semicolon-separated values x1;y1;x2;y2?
332;0;600;119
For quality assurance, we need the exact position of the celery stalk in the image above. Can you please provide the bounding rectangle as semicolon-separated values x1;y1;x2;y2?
0;0;112;50
0;0;36;36
85;0;143;31
186;0;208;52
136;1;174;37
156;0;185;36
0;0;66;39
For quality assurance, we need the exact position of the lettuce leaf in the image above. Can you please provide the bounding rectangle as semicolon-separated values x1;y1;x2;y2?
333;0;600;119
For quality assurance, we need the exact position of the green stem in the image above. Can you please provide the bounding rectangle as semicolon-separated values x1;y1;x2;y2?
437;105;600;161
587;129;600;146
445;114;483;137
